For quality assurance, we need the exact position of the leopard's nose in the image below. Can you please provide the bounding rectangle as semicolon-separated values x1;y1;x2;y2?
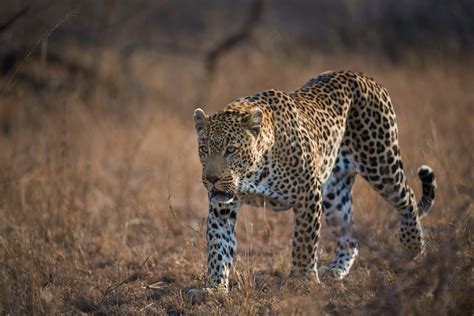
206;175;220;184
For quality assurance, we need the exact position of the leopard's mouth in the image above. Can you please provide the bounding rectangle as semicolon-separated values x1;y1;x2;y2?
210;191;235;204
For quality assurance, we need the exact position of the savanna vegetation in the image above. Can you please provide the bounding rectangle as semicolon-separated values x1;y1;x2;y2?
1;1;472;314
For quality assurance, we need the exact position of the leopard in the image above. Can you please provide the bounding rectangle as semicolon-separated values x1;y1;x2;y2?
189;70;437;299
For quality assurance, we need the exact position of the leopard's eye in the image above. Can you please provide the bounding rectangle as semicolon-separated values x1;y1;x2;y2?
224;146;238;157
199;146;208;156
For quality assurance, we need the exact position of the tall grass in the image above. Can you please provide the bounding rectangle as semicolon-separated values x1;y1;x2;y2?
0;48;472;314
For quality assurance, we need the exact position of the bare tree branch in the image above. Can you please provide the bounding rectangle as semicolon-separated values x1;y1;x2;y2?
205;0;264;74
1;8;79;95
197;0;265;105
0;6;30;33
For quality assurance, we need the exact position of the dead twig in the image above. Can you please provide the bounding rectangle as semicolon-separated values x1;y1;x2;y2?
41;272;54;288
1;8;79;95
0;6;30;33
100;253;152;304
139;302;154;312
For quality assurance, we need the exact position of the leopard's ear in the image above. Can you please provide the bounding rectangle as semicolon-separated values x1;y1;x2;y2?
193;108;207;135
247;108;263;137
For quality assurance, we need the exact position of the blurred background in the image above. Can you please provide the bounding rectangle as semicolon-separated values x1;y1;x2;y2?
1;1;473;314
2;0;473;117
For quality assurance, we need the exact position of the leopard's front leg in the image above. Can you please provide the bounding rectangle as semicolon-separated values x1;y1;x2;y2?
187;199;240;302
290;181;322;282
206;199;241;289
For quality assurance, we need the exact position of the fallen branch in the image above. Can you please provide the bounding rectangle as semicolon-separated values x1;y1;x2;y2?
100;253;152;304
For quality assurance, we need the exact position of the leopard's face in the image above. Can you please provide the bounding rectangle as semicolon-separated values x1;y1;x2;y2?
193;107;263;203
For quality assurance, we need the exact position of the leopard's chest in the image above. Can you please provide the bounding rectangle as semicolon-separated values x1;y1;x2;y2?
239;163;301;205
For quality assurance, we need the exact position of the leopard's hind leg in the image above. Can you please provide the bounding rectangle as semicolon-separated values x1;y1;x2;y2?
350;107;436;255
360;150;436;255
321;149;358;279
347;82;436;256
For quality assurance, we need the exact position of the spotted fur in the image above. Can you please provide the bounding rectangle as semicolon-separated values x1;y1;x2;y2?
192;70;437;291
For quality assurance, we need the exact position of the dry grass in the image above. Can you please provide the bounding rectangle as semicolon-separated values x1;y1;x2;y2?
0;47;473;315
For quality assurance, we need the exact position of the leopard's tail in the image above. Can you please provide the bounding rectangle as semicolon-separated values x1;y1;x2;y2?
417;165;437;217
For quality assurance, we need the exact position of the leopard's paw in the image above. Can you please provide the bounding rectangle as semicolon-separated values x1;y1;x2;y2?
185;288;208;304
288;269;320;284
326;266;346;280
185;287;227;304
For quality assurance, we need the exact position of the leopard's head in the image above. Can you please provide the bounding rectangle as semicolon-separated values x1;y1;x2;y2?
193;106;264;204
